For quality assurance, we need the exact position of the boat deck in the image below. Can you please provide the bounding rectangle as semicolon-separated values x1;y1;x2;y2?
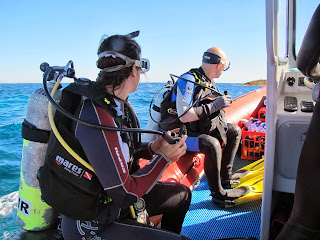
181;154;262;240
10;155;262;240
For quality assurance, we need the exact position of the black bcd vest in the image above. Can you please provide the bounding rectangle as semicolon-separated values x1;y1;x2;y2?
38;82;140;223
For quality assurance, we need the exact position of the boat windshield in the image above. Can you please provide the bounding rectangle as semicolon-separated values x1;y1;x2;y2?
276;0;319;65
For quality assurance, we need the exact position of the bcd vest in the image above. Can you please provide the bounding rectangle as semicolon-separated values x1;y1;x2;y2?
38;82;141;223
159;69;227;145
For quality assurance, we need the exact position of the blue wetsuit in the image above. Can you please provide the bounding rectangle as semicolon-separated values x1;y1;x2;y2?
62;97;191;240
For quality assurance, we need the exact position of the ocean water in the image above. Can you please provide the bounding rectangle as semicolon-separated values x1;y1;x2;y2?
0;82;263;239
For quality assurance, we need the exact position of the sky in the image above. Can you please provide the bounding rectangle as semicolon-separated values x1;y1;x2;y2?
0;0;318;84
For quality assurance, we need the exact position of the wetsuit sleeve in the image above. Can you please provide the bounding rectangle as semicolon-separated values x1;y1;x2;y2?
75;100;171;209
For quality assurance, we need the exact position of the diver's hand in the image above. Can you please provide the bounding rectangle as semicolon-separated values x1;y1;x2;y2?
210;95;232;112
158;135;187;162
150;128;180;152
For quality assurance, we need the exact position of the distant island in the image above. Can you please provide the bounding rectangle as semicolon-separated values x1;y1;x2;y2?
242;79;267;86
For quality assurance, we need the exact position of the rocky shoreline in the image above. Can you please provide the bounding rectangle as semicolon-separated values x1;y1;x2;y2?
242;79;267;86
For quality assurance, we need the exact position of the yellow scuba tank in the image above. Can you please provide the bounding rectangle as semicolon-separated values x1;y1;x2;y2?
16;80;61;231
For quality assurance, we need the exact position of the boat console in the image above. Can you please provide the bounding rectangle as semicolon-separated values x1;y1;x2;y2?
274;70;313;193
263;1;320;239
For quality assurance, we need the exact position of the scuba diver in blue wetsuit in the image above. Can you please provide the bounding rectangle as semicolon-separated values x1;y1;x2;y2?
160;47;246;207
38;31;192;240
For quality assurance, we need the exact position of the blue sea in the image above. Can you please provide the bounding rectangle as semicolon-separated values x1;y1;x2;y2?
0;82;263;239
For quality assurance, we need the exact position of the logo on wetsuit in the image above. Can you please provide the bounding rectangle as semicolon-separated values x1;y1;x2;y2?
55;155;92;180
115;147;126;173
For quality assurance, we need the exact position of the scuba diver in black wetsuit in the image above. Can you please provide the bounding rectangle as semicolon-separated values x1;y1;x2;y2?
276;4;320;240
160;47;246;207
38;31;192;240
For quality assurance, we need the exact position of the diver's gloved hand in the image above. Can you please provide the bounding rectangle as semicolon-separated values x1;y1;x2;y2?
209;95;232;112
194;95;232;119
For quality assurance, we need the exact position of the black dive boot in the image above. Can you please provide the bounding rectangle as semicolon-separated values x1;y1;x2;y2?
211;187;248;208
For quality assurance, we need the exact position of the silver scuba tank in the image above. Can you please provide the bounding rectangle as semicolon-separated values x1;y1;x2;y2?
142;90;169;142
17;81;61;231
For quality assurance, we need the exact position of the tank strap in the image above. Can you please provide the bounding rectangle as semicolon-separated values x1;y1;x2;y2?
21;119;50;143
152;104;161;112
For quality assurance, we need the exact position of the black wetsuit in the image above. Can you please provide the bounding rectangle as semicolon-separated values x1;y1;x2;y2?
187;124;241;195
276;4;320;239
61;97;191;240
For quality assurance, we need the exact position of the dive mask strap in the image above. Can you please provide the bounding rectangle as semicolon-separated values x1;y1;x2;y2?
97;51;150;74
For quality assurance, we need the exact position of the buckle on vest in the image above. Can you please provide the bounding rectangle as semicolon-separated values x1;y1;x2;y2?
167;108;177;115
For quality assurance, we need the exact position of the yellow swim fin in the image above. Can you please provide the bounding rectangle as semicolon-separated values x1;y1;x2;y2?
226;171;264;208
231;158;264;188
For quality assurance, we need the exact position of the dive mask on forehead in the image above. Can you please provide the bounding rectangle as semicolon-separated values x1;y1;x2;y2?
202;52;221;64
202;52;230;71
97;51;150;74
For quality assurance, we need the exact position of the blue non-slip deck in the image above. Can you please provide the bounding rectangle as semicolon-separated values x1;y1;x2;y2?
181;175;261;240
